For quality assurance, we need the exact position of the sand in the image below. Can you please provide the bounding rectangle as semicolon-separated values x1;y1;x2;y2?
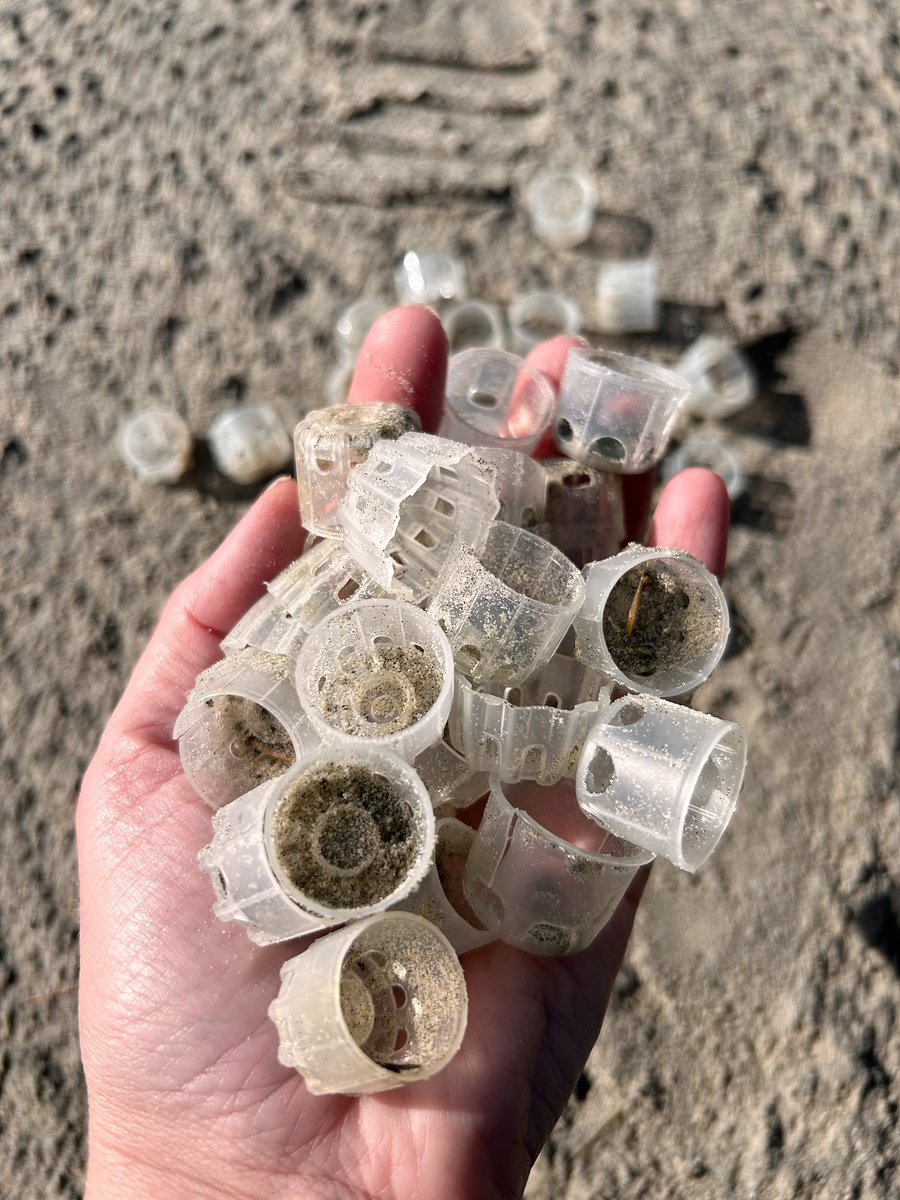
1;2;899;1197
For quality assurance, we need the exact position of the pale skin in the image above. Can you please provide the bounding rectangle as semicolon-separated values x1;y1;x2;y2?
77;306;729;1200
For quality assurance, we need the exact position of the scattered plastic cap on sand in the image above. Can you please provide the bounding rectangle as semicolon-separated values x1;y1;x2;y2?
595;259;660;334
119;410;192;484
208;403;292;485
526;168;596;249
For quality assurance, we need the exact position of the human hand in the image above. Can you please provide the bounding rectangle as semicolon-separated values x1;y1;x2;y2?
77;306;729;1200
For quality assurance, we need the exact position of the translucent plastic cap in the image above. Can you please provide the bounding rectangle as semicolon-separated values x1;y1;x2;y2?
526;168;596;249
337;432;500;597
595;259;660;334
576;695;747;871
443;300;505;353
463;778;652;955
542;457;625;568
294;403;420;537
199;744;436;942
119;410;192;484
209;404;292;485
555;347;690;473
439;349;554;455
295;600;455;761
662;433;745;501
426;521;586;686
335;298;389;364
573;545;730;698
507;291;582;355
394;251;467;306
675;335;756;419
269;911;468;1094
174;648;319;810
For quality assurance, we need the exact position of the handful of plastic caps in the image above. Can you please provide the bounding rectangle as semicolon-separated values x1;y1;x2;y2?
175;343;747;1096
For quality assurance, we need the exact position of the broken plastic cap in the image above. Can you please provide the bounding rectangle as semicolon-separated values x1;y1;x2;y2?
269;911;467;1094
392;818;495;955
555;347;690;473
576;694;747;871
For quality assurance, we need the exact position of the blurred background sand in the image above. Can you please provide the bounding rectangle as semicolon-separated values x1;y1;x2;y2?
1;2;899;1196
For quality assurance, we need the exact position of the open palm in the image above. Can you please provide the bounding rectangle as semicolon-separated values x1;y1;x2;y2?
77;306;729;1200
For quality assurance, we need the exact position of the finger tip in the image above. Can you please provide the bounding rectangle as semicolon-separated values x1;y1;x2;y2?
650;467;730;578
348;305;448;430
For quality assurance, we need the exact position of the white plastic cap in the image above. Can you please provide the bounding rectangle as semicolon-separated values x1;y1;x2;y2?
439;349;554;455
576;695;747;871
507;291;582;355
662;433;745;500
463;778;652;955
542;458;625;568
208;404;292;485
595;259;660;334
335;298;389;364
526;168;596;249
394;251;467;306
174;648;320;810
393;818;495;955
294;404;420;538
448;657;611;785
574;545;730;699
199;745;435;942
295;600;455;762
555;347;690;473
118;410;192;484
443;300;506;353
426;521;585;685
337;432;500;597
675;335;756;419
268;911;467;1094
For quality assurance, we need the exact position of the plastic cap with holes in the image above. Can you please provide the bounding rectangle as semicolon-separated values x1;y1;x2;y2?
268;911;467;1093
294;600;455;761
576;695;747;871
555;347;689;473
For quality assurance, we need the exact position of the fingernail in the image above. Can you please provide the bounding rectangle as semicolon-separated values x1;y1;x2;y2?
411;303;442;321
264;474;292;492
